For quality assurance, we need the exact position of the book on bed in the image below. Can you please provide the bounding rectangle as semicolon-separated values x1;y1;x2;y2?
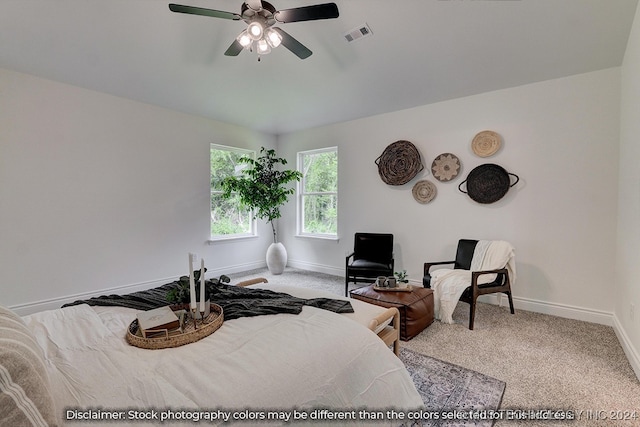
137;306;182;338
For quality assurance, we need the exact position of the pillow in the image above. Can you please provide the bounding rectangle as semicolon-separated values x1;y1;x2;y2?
0;306;57;427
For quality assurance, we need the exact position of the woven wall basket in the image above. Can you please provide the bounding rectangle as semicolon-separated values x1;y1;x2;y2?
431;153;461;182
412;180;437;204
458;163;519;204
375;140;423;185
472;130;501;157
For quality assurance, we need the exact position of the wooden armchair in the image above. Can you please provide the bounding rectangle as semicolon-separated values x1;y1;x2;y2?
423;239;514;330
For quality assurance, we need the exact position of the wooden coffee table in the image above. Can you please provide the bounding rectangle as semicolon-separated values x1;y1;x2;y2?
350;285;434;340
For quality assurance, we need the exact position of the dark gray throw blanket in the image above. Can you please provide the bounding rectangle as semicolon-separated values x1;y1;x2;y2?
62;281;354;320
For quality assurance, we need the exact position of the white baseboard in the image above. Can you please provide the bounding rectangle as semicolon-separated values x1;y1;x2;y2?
9;260;267;316
287;261;613;322
9;276;180;316
287;259;344;277
289;261;608;322
492;294;614;326
211;260;267;276
612;314;640;381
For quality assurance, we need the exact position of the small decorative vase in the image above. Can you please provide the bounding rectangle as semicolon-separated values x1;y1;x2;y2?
266;242;287;275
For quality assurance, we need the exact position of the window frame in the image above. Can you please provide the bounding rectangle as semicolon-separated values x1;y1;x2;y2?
296;146;338;240
209;144;257;242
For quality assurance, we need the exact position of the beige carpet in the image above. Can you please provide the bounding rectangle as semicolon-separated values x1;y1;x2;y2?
228;268;640;426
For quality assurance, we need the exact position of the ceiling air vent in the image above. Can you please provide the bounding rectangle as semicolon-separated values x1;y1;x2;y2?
344;23;373;43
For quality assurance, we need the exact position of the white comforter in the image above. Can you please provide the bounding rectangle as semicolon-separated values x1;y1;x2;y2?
22;285;423;426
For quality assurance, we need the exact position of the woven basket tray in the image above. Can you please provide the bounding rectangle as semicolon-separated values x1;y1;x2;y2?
375;140;423;185
458;163;519;204
126;303;223;349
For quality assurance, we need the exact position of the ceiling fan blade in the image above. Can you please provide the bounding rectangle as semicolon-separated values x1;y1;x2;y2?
224;40;244;56
274;3;339;23
168;4;241;20
245;0;263;12
272;28;312;59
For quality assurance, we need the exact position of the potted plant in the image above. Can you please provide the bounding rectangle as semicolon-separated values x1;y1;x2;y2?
394;270;409;287
221;147;302;274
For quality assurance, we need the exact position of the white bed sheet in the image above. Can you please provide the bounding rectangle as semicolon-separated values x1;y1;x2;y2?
22;286;422;426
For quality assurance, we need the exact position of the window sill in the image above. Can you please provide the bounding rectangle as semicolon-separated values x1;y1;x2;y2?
207;235;259;244
295;233;339;242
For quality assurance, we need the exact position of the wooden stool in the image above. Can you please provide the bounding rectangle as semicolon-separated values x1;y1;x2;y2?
367;307;400;355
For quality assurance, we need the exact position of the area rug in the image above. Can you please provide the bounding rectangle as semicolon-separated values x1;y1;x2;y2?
400;348;505;427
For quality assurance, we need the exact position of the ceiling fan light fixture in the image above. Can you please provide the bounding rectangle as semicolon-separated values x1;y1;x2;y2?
237;30;252;48
169;1;340;60
247;21;264;40
265;28;282;48
256;38;271;54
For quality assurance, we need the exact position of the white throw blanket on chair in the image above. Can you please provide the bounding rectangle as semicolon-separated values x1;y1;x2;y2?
431;240;516;324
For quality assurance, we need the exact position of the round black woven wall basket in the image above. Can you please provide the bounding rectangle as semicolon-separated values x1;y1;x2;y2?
374;140;423;185
458;163;519;204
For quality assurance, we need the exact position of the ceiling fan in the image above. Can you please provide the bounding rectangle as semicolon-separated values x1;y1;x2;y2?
168;1;339;60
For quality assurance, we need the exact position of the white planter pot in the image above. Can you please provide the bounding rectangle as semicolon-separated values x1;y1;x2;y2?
266;242;287;275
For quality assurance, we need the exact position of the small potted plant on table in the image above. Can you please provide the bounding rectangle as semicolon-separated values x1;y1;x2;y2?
394;270;409;288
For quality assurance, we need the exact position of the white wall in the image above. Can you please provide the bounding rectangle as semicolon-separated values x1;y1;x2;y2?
0;68;275;313
279;68;621;323
0;65;624;329
617;3;640;377
0;54;635;373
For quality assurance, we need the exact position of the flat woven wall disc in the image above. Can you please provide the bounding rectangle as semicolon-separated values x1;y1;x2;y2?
431;153;461;182
412;180;437;204
472;130;501;157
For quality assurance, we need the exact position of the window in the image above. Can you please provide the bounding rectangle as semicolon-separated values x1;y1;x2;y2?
297;147;338;237
210;144;256;240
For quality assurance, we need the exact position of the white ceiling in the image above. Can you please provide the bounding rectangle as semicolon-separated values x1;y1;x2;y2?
1;0;637;135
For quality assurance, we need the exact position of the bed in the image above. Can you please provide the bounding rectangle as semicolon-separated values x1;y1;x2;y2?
1;280;424;426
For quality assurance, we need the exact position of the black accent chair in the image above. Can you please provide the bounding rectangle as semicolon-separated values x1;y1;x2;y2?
345;233;394;296
423;239;515;330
